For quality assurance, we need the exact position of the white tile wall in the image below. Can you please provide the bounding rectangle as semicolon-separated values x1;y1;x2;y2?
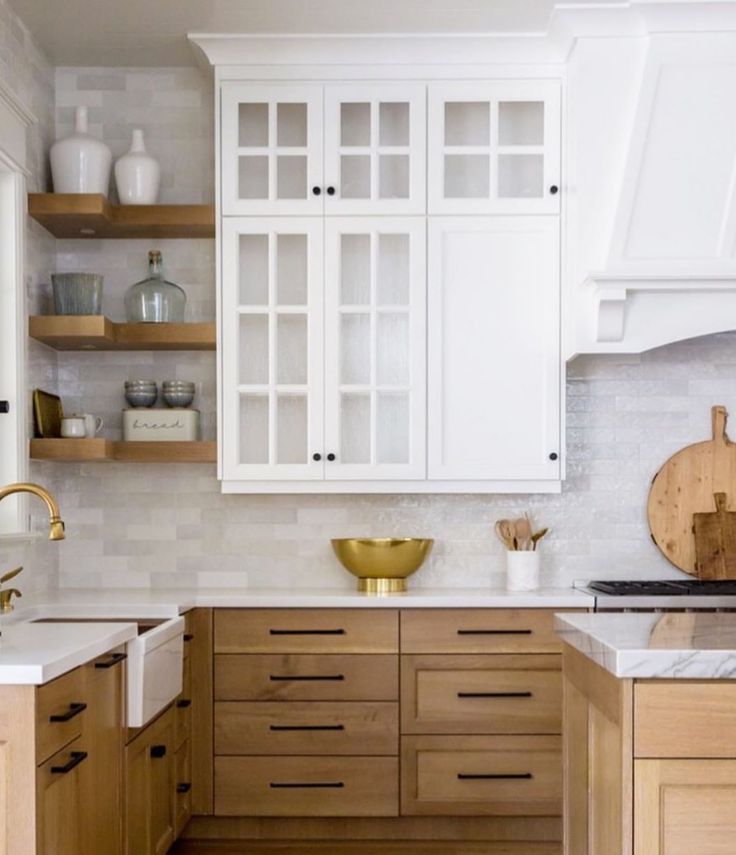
12;62;736;593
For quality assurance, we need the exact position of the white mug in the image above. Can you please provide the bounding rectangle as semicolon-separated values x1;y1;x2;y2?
75;413;104;437
60;416;86;438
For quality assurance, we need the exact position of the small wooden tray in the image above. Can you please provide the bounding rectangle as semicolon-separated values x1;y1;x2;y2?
32;389;63;438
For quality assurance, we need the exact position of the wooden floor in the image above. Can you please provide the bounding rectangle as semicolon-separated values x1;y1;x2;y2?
171;842;561;854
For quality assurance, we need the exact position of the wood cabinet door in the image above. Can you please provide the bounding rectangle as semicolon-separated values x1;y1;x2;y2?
221;217;324;481
324;217;426;479
80;651;125;855
36;736;86;855
221;83;323;216
428;81;561;215
427;216;560;482
323;83;426;215
635;759;736;855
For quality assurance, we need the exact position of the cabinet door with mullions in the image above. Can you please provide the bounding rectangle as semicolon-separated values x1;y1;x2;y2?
324;218;426;480
222;218;324;480
428;81;560;215
324;84;426;215
221;84;323;215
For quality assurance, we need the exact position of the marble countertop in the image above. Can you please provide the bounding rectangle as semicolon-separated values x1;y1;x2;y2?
556;611;736;678
0;620;137;685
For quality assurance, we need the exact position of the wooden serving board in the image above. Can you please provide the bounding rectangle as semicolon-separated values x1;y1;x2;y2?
648;406;736;576
693;493;736;580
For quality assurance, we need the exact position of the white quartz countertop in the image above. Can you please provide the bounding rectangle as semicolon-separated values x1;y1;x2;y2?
10;586;594;616
0;620;137;685
556;612;736;679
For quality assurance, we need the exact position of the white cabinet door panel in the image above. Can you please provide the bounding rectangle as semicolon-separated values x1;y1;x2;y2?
428;81;560;215
324;84;426;216
221;84;323;216
325;217;426;479
221;218;324;480
428;217;560;481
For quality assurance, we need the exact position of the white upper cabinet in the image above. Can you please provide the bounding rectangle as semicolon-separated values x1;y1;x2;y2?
324;218;426;479
221;83;426;216
221;84;324;216
428;217;560;482
221;217;324;480
428;81;561;215
323;85;426;215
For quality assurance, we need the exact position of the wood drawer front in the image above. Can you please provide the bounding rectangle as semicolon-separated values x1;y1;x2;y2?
215;756;398;816
402;655;561;735
215;609;398;654
401;735;561;816
175;653;192;750
175;741;192;838
215;701;399;756
401;610;569;654
635;683;736;758
214;654;398;701
36;667;86;765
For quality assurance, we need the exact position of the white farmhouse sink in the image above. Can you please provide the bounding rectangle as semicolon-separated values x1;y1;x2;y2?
32;616;184;727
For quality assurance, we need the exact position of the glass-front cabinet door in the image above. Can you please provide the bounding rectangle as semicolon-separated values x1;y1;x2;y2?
324;85;426;215
324;218;426;479
221;218;324;480
428;81;560;215
221;84;323;215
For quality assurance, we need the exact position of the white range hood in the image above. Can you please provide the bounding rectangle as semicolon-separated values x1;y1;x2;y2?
567;12;736;355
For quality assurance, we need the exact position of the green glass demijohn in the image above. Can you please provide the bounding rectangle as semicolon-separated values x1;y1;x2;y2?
125;250;186;323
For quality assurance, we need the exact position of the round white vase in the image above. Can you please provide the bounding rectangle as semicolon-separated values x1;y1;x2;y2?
114;129;161;205
505;550;541;592
50;106;112;195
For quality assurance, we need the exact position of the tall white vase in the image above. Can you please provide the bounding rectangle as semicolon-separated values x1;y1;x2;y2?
50;106;112;195
114;129;161;205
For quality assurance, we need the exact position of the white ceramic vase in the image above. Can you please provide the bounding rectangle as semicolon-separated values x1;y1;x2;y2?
505;550;541;592
50;106;112;195
114;129;161;204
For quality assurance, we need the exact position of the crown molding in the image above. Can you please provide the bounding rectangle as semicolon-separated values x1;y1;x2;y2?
0;79;37;127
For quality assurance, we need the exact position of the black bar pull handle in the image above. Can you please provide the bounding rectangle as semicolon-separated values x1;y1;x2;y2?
183;633;194;642
458;773;533;781
269;628;346;636
50;702;87;723
177;782;192;794
457;629;532;636
270;724;345;732
269;674;345;682
457;691;533;699
270;782;344;789
150;744;167;759
177;698;192;708
51;751;88;775
95;652;127;669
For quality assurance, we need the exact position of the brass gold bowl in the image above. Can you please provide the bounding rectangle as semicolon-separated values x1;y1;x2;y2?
331;537;434;594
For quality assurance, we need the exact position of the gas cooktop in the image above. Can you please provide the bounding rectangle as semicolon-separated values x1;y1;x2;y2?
590;580;736;596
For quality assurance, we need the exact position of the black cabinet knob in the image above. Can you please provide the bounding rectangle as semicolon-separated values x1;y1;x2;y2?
312;453;322;461
326;186;336;196
549;452;558;461
312;186;322;196
150;745;167;759
326;453;336;461
549;185;559;195
0;401;8;414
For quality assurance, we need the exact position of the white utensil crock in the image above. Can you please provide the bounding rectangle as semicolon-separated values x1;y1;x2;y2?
506;550;540;592
114;129;161;204
50;106;112;195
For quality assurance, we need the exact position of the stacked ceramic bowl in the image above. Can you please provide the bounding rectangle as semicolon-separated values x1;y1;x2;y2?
124;380;157;408
162;380;195;408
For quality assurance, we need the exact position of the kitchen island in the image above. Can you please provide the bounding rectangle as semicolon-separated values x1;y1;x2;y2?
556;612;736;855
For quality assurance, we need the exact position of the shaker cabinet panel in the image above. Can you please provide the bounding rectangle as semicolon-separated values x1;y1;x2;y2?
324;217;426;479
427;216;560;481
428;81;561;215
221;84;324;216
323;84;426;215
221;217;325;481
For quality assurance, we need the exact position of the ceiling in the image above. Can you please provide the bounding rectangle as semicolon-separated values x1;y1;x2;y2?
8;0;604;67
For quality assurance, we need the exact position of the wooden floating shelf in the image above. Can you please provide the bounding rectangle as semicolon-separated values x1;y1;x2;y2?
29;315;216;351
30;439;216;463
28;193;215;239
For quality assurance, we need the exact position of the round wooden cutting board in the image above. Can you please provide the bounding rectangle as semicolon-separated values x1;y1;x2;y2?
648;406;736;576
